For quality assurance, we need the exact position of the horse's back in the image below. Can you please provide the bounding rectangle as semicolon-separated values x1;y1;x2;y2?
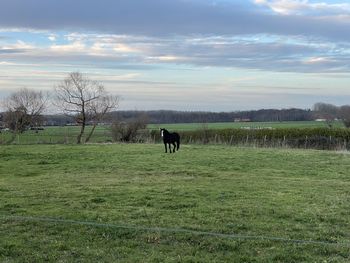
173;132;180;141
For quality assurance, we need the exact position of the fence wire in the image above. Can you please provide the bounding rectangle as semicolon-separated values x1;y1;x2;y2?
1;214;349;247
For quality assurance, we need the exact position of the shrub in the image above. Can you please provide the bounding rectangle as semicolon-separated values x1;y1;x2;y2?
111;115;148;142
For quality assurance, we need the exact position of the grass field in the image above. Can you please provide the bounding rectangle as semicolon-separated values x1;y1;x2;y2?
0;126;112;144
1;144;349;262
148;120;345;131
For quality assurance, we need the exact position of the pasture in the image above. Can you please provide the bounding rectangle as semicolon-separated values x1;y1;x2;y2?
0;144;349;262
148;120;345;131
0;126;112;144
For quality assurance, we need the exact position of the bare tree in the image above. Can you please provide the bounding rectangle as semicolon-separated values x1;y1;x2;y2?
312;102;339;128
1;88;46;141
55;72;118;144
339;105;350;128
84;95;119;143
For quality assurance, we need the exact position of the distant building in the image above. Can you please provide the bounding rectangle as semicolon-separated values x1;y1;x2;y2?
234;118;251;122
240;126;274;130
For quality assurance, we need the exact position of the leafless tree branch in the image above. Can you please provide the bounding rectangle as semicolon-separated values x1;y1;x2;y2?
54;72;120;144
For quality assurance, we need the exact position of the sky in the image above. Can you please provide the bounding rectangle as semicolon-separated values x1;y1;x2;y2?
0;0;350;112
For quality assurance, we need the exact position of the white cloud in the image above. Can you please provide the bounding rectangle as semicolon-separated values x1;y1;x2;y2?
0;0;350;42
1;32;350;74
303;57;334;64
95;73;141;81
0;61;15;65
113;43;139;53
254;0;350;16
147;55;187;62
50;41;86;53
48;34;57;42
2;40;34;50
254;0;307;15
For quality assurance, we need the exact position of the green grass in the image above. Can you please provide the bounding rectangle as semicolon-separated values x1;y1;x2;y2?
1;144;349;262
149;121;345;131
0;126;112;144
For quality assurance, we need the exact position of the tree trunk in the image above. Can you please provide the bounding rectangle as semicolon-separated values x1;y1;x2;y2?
85;123;97;143
77;110;86;144
7;132;17;144
7;123;20;144
77;104;86;144
77;122;85;144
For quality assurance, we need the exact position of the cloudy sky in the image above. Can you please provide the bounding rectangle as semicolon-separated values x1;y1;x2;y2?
0;0;350;112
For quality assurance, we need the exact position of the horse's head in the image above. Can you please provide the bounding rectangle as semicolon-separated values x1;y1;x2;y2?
160;128;168;137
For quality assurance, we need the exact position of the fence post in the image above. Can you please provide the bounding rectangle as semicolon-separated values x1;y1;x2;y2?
245;135;249;145
304;136;308;149
65;127;68;144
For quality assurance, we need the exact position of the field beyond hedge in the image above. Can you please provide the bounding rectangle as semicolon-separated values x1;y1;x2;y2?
148;120;345;131
1;144;349;262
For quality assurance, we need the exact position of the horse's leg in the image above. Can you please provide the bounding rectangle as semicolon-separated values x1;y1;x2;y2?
164;143;167;153
172;142;176;152
168;143;172;153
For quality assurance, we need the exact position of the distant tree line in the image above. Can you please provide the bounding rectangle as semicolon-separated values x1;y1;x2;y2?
108;108;313;124
0;108;325;127
32;109;315;126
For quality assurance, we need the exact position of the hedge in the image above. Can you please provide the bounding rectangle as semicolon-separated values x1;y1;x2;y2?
150;128;350;150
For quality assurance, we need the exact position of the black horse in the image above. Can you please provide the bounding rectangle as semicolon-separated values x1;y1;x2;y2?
160;128;180;153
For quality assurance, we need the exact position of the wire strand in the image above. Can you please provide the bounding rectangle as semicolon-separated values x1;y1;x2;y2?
1;214;349;247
